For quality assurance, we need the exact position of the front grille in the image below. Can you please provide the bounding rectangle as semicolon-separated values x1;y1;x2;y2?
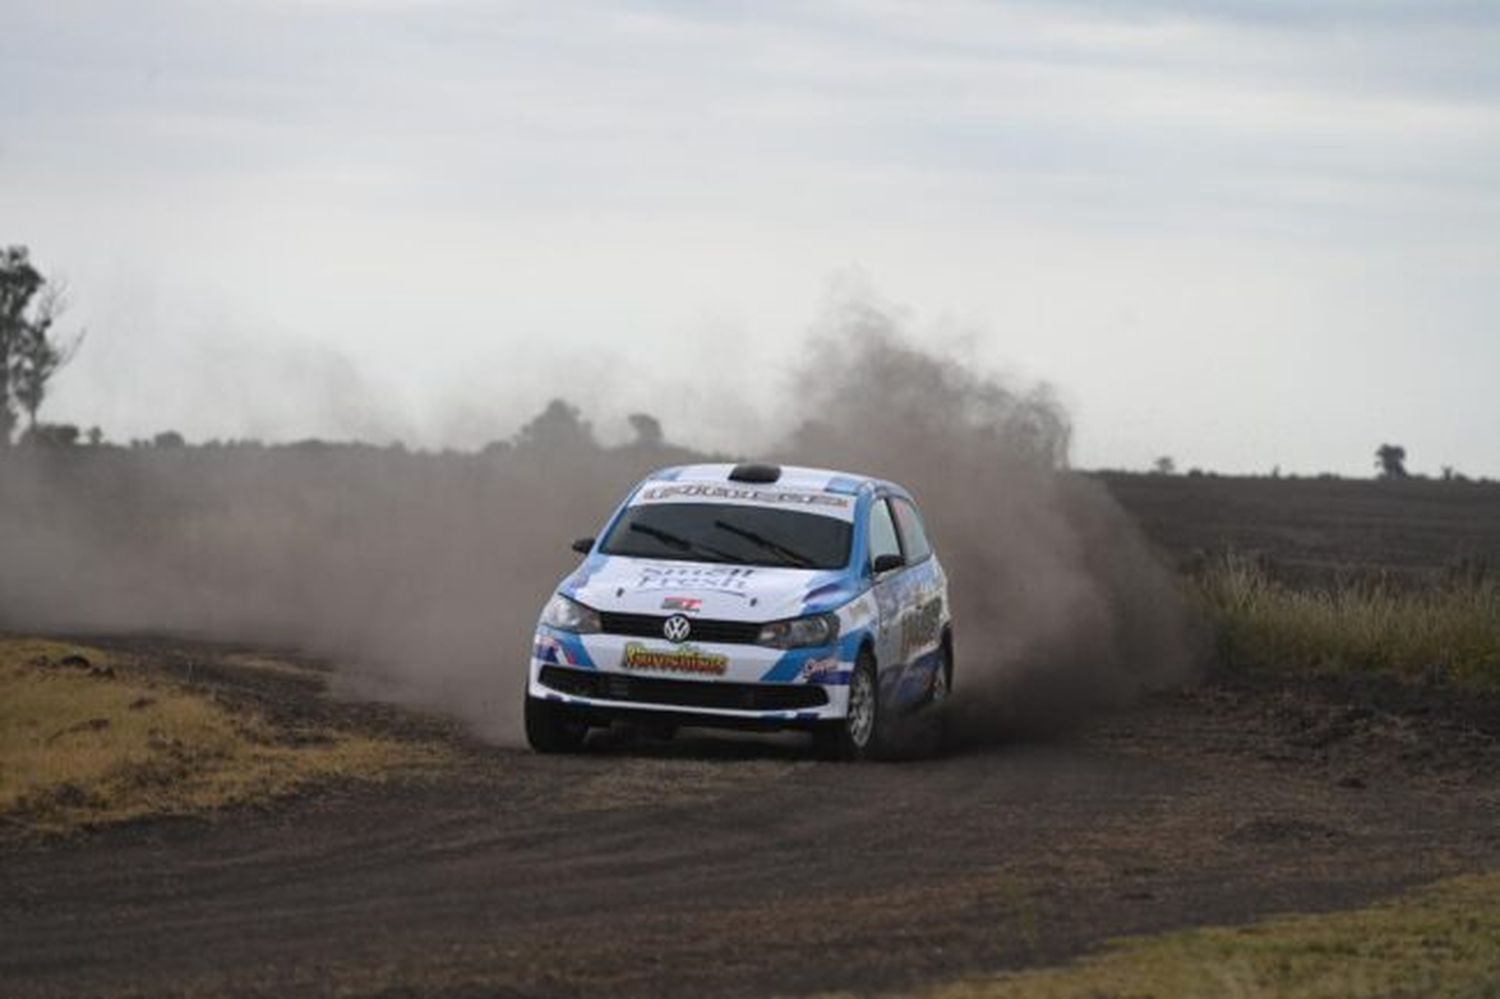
598;611;762;645
539;665;828;711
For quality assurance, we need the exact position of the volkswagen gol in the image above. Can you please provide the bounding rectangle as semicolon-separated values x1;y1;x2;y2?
526;462;952;759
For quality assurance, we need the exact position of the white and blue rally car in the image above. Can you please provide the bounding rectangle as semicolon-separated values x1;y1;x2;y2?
526;462;953;759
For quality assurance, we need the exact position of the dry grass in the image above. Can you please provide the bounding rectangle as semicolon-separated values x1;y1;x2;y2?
1196;555;1500;689
0;637;432;835
887;871;1500;999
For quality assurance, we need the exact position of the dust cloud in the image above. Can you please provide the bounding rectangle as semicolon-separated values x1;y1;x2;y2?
0;442;664;742
778;298;1199;740
0;297;1196;745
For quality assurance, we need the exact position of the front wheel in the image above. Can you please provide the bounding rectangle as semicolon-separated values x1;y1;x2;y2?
813;651;886;761
525;695;589;753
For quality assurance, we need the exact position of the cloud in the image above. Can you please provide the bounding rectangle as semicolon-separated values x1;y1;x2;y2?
3;1;1498;474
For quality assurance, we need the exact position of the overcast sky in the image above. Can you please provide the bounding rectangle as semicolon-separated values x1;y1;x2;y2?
4;1;1498;474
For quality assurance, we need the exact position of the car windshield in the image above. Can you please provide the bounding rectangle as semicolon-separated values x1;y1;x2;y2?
600;502;852;570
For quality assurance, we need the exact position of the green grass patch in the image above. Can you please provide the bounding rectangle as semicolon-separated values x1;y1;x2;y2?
0;637;437;835
1195;556;1500;689
896;871;1500;999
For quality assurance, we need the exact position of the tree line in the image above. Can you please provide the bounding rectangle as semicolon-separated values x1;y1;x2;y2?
3;242;1488;482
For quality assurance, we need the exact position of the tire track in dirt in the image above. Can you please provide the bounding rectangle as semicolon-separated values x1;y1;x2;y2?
3;639;1498;998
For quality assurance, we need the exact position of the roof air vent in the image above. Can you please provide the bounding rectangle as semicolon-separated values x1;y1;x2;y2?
728;462;782;484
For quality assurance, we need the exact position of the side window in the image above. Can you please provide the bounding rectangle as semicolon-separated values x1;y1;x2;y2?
867;499;902;569
891;498;932;563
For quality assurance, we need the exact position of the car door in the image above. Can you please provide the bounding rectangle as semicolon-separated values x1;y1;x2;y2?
865;495;906;691
889;496;944;695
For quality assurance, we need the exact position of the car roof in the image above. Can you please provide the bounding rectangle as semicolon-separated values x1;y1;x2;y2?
647;463;911;500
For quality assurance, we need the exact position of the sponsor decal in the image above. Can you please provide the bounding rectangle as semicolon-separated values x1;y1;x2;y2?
635;564;755;595
661;596;703;613
800;656;842;681
901;599;943;656
844;595;875;627
533;634;571;666
637;483;851;512
620;642;729;676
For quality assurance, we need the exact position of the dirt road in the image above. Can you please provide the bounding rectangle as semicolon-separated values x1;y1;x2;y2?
4;639;1499;998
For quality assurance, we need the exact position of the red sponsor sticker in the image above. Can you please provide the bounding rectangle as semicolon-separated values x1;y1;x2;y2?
801;656;841;681
661;596;703;613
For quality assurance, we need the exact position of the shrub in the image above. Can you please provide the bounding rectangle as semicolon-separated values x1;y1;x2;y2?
1195;554;1500;688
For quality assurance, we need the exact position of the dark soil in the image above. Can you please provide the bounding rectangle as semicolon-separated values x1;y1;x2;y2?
1098;471;1500;582
3;638;1499;998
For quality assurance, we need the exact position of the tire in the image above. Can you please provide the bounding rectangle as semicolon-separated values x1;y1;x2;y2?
929;641;951;705
525;695;589;753
813;650;886;761
925;638;953;755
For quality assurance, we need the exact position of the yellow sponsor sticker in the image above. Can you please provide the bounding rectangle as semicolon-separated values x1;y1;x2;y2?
620;642;729;676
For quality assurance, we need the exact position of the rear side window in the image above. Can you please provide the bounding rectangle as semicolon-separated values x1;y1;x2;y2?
891;498;932;563
867;499;902;568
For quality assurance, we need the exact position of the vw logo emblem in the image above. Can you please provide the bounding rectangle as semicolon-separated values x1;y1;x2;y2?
663;614;691;643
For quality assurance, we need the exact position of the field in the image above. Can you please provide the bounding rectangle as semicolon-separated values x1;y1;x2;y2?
2;471;1499;997
1110;471;1500;689
0;638;435;835
1099;471;1500;581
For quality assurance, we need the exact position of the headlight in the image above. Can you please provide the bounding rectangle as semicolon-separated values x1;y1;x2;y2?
541;594;601;634
757;612;839;649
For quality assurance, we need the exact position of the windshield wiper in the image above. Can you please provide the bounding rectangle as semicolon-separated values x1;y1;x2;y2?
628;523;747;563
712;519;816;568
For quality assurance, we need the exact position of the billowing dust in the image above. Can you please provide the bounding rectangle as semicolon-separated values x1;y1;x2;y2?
780;299;1198;740
0;299;1196;745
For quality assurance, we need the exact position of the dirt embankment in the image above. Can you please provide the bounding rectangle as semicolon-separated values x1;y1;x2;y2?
2;637;1498;998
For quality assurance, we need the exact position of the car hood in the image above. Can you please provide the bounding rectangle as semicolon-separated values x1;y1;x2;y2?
562;556;859;622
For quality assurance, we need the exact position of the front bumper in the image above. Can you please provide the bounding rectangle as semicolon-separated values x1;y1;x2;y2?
537;664;829;712
527;627;851;726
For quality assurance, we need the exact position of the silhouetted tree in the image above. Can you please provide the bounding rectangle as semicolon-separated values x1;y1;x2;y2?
0;247;44;445
1375;443;1408;479
514;399;595;452
154;430;186;449
627;412;663;448
85;425;103;446
0;246;81;444
1152;456;1176;475
1439;464;1470;483
21;423;79;448
14;293;81;436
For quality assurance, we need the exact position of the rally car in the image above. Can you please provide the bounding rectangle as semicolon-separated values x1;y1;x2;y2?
525;462;953;760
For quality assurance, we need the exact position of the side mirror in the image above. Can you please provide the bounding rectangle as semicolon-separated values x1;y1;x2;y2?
871;552;904;575
571;537;595;555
